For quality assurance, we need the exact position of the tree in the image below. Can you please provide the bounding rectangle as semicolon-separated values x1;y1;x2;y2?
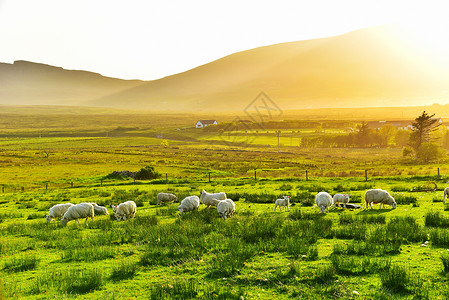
416;142;446;163
379;124;398;147
409;111;440;150
355;121;371;147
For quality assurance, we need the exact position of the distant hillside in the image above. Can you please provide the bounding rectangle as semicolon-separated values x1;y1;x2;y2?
1;25;449;111
0;61;142;106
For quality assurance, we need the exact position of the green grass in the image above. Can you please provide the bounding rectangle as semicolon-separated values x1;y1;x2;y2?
1;128;449;298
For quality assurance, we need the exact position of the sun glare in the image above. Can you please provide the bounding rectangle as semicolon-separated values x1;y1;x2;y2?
401;19;449;62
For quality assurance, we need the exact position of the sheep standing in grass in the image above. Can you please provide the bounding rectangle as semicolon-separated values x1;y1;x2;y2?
157;192;177;205
333;194;350;208
365;189;397;209
111;201;137;221
46;203;74;223
178;196;200;214
315;192;333;213
200;190;226;208
274;196;290;212
93;205;109;216
444;187;449;204
217;199;235;219
61;203;94;225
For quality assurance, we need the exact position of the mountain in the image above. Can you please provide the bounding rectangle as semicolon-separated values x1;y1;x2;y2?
1;25;449;111
0;60;143;106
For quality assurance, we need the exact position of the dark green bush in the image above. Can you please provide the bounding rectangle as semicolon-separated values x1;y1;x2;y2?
135;166;161;180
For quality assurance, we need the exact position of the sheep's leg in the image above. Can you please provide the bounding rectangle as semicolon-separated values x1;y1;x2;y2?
274;205;277;212
379;203;382;209
343;203;346;209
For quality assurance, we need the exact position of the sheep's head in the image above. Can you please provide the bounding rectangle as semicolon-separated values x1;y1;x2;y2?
61;217;68;226
45;215;51;223
178;206;184;214
219;212;227;220
319;205;327;214
391;200;397;209
111;205;117;213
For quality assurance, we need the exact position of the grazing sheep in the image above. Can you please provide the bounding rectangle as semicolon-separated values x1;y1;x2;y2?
365;189;397;209
274;196;290;212
315;192;333;213
444;187;449;204
46;203;74;223
61;203;94;225
157;192;177;205
178;196;200;214
93;205;109;216
111;201;137;221
200;190;226;208
333;194;350;208
217;199;235;219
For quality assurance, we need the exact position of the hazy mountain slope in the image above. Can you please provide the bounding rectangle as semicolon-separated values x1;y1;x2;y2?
90;25;449;111
2;25;449;111
0;61;143;106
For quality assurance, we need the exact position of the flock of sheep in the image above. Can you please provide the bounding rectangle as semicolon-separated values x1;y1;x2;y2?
44;190;236;225
45;186;444;225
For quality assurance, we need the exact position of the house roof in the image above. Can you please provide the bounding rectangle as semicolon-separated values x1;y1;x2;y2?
197;120;217;125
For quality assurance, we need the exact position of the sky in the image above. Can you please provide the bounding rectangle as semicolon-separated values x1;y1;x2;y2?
0;0;447;80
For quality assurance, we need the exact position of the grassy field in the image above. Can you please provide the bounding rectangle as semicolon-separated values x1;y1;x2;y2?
1;109;449;298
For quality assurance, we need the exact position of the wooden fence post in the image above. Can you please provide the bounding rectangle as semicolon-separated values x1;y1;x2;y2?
2;186;4;193
255;170;257;181
166;173;168;183
71;182;74;188
306;170;308;181
209;172;211;183
100;180;103;187
365;170;368;181
45;183;48;191
438;167;440;178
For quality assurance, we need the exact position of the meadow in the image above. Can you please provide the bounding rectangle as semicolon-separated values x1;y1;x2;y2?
1;111;449;299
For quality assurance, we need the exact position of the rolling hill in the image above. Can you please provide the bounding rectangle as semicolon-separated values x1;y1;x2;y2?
1;25;449;111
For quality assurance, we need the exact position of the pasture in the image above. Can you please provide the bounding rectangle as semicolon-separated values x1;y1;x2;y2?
1;113;449;299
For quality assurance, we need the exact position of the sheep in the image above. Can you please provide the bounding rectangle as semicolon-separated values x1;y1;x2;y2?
177;196;200;214
111;201;137;221
333;194;350;208
87;202;109;216
315;192;333;213
157;192;177;205
217;199;235;219
93;205;109;216
61;203;94;225
199;189;226;208
365;189;397;209
444;187;449;204
46;203;74;223
274;196;290;212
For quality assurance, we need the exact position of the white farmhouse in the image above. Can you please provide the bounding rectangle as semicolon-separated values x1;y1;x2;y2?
196;120;218;128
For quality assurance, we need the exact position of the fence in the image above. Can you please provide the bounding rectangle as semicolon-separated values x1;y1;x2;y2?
1;167;446;194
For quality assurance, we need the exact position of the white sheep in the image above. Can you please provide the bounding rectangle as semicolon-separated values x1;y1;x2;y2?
200;189;226;208
157;192;177;205
217;199;235;219
315;192;333;213
61;203;94;225
333;194;350;208
93;205;109;216
444;187;449;204
178;196;200;214
274;196;290;212
365;189;397;209
46;203;74;223
111;201;137;221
